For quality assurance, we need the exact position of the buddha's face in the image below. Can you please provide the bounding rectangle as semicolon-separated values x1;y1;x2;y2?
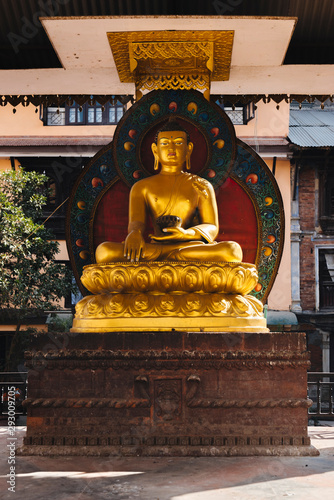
152;130;193;170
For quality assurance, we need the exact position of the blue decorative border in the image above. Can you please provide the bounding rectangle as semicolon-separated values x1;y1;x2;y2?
232;140;285;303
66;144;118;294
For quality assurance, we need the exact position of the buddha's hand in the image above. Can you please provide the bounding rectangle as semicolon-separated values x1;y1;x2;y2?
124;229;146;262
150;227;200;242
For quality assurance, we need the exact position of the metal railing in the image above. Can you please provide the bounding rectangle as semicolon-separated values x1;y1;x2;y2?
308;372;334;419
0;372;28;418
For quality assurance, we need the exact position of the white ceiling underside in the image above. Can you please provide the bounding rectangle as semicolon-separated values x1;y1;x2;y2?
0;16;333;95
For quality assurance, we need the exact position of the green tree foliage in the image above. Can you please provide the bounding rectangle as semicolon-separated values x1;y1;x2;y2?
0;169;74;336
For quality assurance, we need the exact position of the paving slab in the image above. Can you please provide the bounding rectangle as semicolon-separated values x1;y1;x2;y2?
0;425;333;500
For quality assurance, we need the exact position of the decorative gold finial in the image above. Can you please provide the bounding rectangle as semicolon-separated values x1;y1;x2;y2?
107;30;234;100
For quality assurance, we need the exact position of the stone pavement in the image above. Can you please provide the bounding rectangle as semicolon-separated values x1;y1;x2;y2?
0;424;333;500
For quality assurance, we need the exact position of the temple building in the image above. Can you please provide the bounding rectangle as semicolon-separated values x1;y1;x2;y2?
0;1;334;373
288;100;334;371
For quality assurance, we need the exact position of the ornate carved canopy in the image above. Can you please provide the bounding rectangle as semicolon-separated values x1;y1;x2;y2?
107;30;234;99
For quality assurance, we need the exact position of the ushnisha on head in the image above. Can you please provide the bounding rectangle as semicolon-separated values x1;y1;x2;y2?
151;119;193;172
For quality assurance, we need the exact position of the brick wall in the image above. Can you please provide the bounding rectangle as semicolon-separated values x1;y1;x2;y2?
299;166;316;231
299;166;316;311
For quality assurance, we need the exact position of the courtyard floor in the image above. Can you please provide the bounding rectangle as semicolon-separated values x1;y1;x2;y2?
0;422;333;500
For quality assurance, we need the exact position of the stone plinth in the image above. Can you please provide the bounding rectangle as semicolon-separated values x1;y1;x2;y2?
20;331;317;456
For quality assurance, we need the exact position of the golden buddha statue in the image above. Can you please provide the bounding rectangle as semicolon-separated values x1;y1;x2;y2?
72;119;267;333
96;119;243;264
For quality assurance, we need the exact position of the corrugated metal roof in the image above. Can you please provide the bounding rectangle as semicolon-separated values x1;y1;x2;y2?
290;111;324;127
289;126;334;147
289;109;334;147
290;110;334;127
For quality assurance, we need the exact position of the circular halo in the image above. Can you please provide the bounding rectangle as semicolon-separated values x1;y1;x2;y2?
113;89;237;188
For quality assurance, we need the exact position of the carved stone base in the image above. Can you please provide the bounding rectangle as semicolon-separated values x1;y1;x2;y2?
20;330;318;456
19;443;317;457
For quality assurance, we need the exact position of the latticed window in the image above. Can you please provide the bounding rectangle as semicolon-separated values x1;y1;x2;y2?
213;98;255;125
87;105;103;124
44;101;125;126
67;103;84;124
108;105;124;124
46;107;65;125
224;107;244;125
